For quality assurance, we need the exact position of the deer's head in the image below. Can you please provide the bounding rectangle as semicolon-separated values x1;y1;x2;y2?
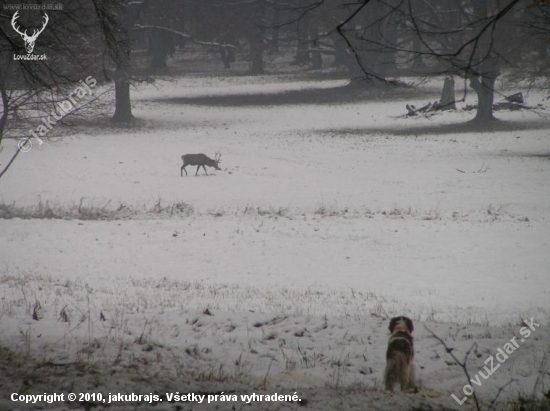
11;11;49;54
214;152;222;170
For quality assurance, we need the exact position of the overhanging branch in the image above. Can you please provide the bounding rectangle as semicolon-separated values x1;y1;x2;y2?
134;25;238;50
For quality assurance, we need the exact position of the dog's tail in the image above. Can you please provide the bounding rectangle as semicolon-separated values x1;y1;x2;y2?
383;357;397;391
384;352;410;392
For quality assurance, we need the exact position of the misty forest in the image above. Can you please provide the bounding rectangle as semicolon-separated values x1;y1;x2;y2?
0;1;549;410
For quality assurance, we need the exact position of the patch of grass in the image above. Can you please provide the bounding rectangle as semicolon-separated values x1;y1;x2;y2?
504;397;550;411
0;198;526;223
256;206;289;218
0;198;194;220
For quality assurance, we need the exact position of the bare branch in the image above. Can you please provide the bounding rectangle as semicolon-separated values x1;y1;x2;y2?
134;25;238;49
426;327;482;411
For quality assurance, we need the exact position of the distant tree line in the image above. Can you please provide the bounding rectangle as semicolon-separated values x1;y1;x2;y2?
102;0;550;122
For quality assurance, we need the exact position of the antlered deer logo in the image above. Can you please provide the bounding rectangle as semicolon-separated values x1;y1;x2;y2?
11;11;49;54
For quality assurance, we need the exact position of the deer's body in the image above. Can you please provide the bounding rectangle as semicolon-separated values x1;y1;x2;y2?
181;153;221;176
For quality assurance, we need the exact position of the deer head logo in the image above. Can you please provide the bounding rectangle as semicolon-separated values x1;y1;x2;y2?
11;11;49;54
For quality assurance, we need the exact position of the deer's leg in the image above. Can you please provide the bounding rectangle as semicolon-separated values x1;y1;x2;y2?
195;165;200;176
203;165;208;175
181;164;187;177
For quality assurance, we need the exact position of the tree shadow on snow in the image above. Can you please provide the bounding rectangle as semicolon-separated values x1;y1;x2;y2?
498;151;550;160
322;118;550;137
154;83;419;107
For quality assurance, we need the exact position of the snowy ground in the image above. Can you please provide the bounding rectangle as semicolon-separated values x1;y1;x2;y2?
0;74;549;410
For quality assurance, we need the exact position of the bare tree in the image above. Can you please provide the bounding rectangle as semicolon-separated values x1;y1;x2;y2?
1;2;99;141
329;0;545;122
249;1;267;74
0;0;129;177
92;0;146;123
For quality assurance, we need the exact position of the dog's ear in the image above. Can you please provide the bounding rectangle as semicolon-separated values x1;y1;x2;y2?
405;317;414;333
389;317;399;332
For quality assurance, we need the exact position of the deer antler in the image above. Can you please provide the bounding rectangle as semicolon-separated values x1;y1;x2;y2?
11;11;49;54
32;13;49;39
11;12;48;40
11;11;27;38
215;152;222;163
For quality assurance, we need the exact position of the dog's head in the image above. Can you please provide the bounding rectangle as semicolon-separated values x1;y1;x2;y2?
389;316;414;334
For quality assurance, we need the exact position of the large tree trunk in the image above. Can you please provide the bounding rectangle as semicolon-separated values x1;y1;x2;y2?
148;29;174;73
469;54;500;122
269;6;280;54
220;32;236;68
380;14;398;75
0;85;8;145
219;46;231;69
249;1;266;74
112;66;133;123
411;35;426;72
469;72;498;122
309;12;322;69
409;0;430;73
440;76;456;111
362;2;385;75
225;32;236;63
0;83;23;180
468;0;499;123
295;8;310;65
331;32;356;71
110;0;147;123
249;34;265;74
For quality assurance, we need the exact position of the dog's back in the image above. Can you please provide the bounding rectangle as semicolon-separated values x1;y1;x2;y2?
387;331;413;360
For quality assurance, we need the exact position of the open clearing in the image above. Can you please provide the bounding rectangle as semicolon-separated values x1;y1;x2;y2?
0;74;549;410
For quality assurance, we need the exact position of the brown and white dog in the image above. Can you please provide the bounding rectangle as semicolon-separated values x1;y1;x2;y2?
383;316;415;392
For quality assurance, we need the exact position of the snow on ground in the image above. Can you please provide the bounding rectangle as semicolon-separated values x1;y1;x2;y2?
0;74;549;410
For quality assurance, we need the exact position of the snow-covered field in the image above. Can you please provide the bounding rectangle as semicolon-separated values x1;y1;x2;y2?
0;74;549;410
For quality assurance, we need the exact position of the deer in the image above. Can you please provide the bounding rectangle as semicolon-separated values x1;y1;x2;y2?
181;152;222;177
11;11;49;54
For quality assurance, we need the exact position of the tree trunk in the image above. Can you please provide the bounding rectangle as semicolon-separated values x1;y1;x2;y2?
411;35;426;71
361;1;397;76
226;32;236;63
269;6;280;54
219;46;231;69
331;33;355;70
363;2;385;75
468;0;498;123
249;1;265;74
148;29;174;73
0;85;8;145
380;14;398;75
112;66;133;123
220;32;236;68
295;10;310;65
110;0;148;123
249;34;265;74
440;76;456;110
309;13;322;69
0;83;23;180
469;73;497;122
149;50;167;72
